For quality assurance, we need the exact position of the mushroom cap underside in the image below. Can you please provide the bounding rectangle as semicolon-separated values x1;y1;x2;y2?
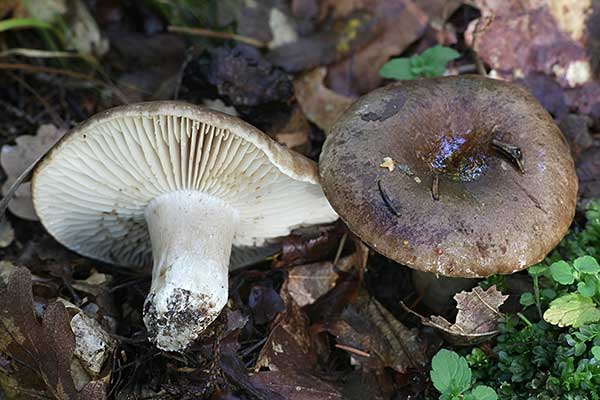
320;75;577;277
33;101;337;267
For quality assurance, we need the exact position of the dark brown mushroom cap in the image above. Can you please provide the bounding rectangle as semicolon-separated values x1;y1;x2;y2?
319;75;577;277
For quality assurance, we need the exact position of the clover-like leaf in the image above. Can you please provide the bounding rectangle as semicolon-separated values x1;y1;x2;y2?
549;260;575;285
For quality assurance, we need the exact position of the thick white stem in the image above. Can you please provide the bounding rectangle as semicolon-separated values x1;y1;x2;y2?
142;190;238;351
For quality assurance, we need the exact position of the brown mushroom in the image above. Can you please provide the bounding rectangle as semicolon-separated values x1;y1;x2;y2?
319;75;577;278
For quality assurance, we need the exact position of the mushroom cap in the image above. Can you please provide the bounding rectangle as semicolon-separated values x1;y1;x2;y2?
319;75;577;277
33;101;337;267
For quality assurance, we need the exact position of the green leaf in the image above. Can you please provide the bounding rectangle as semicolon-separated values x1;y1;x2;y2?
543;293;600;328
519;292;535;307
574;256;600;274
379;58;415;80
379;45;459;81
430;349;472;395
527;265;547;277
470;386;498;400
577;278;596;297
549;261;575;285
420;45;461;67
591;345;600;360
0;18;52;33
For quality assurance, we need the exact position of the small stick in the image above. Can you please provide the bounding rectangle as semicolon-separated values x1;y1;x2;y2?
377;179;400;217
168;26;268;48
431;174;440;201
335;344;371;358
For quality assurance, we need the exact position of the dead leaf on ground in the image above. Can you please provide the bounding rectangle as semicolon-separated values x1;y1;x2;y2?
322;290;428;374
255;284;316;372
276;224;345;268
268;107;311;154
577;145;600;202
288;251;364;307
293;68;354;133
417;285;508;346
0;267;106;399
466;0;600;122
1;124;64;221
325;0;429;96
252;285;346;399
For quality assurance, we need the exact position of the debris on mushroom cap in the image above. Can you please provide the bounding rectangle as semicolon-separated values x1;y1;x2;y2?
32;101;338;351
319;75;578;278
379;157;395;172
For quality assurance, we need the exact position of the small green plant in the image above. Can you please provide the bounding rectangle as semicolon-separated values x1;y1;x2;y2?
379;45;460;80
462;200;600;399
431;349;497;400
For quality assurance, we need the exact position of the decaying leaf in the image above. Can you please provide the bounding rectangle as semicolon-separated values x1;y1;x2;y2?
323;290;428;373
325;0;429;95
293;68;354;133
578;146;600;202
466;0;600;122
288;252;363;307
1;124;64;221
250;371;343;400
0;267;106;399
421;285;508;346
255;285;316;372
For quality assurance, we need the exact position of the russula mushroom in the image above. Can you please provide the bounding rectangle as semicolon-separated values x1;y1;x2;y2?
319;75;577;278
32;101;337;351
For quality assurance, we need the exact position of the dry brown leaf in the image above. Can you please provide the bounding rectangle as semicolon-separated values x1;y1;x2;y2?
293;68;354;133
325;0;429;95
324;290;428;373
255;285;316;372
0;267;106;399
423;285;508;346
0;124;64;221
250;371;343;400
466;0;600;122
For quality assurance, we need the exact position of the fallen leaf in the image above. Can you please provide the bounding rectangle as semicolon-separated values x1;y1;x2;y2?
256;284;316;372
577;145;600;202
276;224;344;268
323;290;428;373
466;0;600;123
325;0;429;95
250;371;343;400
1;124;64;221
422;285;508;346
558;114;594;160
71;312;116;377
293;68;354;133
249;284;285;325
288;262;339;307
0;267;106;399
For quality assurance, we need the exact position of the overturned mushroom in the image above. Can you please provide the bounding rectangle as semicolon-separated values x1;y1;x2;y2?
33;101;337;351
319;75;577;277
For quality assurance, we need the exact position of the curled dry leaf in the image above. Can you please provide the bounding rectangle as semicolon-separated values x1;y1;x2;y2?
0;267;105;399
71;312;116;378
293;68;354;133
323;290;428;374
1;124;64;221
0;220;14;248
420;285;508;346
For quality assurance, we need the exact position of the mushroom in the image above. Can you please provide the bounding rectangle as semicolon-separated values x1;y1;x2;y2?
32;101;337;351
319;75;577;278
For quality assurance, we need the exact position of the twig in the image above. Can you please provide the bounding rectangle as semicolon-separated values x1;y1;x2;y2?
335;344;371;358
167;26;268;48
377;179;401;217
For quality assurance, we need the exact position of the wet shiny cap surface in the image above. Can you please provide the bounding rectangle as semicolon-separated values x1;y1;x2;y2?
319;75;578;277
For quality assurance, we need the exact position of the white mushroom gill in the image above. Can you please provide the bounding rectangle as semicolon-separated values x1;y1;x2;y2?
33;104;337;352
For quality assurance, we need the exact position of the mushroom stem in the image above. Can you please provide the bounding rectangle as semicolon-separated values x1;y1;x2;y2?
142;190;238;352
491;138;525;173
